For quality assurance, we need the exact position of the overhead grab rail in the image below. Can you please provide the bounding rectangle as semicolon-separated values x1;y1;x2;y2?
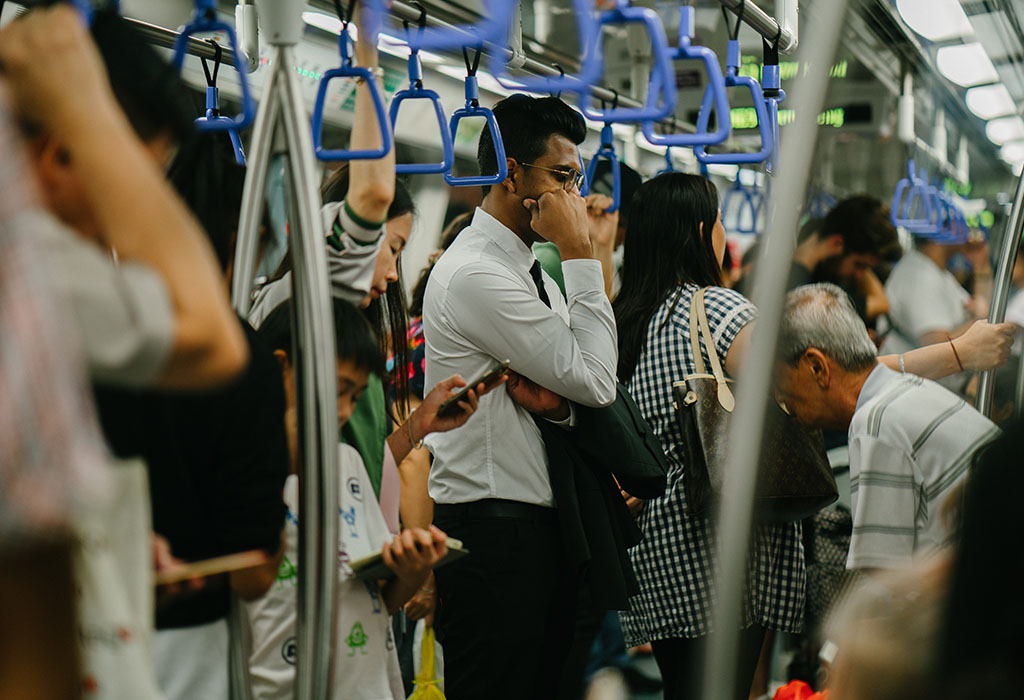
386;0;513;51
311;0;394;161
578;0;677;124
171;0;256;132
694;15;773;166
719;0;797;54
390;6;455;174
196;42;247;165
581;116;622;213
489;0;597;94
642;6;731;148
443;47;508;187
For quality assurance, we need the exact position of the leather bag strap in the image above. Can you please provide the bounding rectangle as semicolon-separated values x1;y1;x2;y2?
694;287;736;412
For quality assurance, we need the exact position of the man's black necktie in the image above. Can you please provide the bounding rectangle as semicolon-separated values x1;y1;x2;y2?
529;260;552;309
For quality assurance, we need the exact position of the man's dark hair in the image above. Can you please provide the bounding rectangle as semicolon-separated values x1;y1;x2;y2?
258;297;385;378
821;196;901;261
477;94;587;196
797;216;824;244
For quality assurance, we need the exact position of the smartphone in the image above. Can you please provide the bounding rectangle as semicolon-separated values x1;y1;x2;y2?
154;549;269;586
436;359;511;418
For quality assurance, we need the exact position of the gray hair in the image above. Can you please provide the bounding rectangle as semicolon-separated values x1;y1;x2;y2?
779;283;878;372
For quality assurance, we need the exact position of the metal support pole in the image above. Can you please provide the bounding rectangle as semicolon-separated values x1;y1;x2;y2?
718;0;798;54
125;17;239;66
976;170;1024;416
700;2;847;699
229;4;340;698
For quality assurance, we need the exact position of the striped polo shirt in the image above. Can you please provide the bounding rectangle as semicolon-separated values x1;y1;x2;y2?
846;364;999;570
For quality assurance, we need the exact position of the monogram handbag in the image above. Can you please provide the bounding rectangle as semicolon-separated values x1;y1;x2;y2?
672;287;837;523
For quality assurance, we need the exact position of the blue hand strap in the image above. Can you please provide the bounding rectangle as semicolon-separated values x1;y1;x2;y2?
581;124;621;212
891;160;940;234
694;40;772;165
311;22;394;161
390;16;454;174
722;173;760;234
656;146;678;176
171;0;255;132
642;6;730;148
579;0;676;124
193;44;246;165
444;48;507;187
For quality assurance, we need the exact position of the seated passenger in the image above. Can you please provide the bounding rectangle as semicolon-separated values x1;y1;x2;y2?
247;298;494;700
775;283;1000;571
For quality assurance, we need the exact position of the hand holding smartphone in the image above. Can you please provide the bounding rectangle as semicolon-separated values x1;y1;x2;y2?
436;359;510;418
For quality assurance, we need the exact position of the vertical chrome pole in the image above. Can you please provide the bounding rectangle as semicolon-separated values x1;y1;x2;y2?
231;55;280;316
700;3;847;699
279;45;340;700
977;170;1024;416
228;42;281;700
228;595;254;700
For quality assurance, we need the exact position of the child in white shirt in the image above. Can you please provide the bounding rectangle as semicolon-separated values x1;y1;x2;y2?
246;298;490;699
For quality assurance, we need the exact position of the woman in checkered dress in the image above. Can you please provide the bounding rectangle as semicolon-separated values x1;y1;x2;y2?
613;174;805;699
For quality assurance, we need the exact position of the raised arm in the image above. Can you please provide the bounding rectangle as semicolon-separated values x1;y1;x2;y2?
345;9;395;225
0;7;247;388
879;320;1016;380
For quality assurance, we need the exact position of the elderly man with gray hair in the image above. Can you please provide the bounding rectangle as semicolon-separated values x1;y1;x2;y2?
774;283;1000;571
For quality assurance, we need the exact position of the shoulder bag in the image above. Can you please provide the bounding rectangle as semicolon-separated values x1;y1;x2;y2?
672;287;837;523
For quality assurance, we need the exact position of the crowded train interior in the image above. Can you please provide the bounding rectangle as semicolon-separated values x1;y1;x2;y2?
1;0;1023;699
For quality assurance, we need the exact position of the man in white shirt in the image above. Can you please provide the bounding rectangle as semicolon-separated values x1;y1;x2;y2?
775;284;999;572
881;238;986;392
422;94;618;699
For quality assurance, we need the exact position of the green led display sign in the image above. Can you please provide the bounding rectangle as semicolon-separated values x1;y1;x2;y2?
738;57;848;81
729;107;846;129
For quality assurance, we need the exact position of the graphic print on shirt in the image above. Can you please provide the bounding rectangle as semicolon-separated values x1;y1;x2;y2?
281;637;297;666
346;622;368;656
363;580;383;614
347;476;364;502
277;554;298;588
243;447;405;699
342;505;359;538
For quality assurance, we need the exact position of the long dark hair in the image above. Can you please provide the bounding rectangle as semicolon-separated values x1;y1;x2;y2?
324;166;415;420
613;173;722;384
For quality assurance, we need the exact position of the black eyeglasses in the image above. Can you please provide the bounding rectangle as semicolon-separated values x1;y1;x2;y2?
519;163;586;193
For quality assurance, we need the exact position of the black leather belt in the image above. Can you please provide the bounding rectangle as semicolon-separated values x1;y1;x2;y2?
434;498;557;521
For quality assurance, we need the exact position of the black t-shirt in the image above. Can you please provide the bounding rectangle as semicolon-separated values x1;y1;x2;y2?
94;320;289;629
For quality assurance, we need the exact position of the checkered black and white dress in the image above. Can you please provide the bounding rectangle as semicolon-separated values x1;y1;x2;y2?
619;284;806;645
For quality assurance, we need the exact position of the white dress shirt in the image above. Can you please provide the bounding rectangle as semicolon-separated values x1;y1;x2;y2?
423;208;618;507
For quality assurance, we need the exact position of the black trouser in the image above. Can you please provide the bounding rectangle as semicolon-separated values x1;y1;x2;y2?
651;625;768;700
433;499;577;700
557;579;606;700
